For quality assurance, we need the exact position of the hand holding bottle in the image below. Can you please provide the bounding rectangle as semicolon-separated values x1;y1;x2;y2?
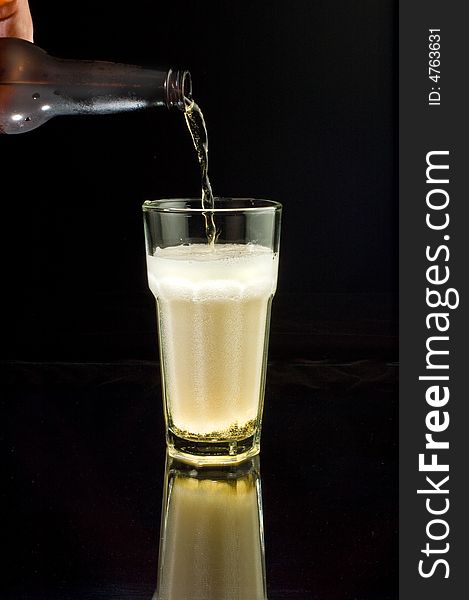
0;2;191;134
0;0;33;41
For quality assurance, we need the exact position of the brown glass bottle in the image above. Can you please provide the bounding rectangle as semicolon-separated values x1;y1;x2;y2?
0;37;192;134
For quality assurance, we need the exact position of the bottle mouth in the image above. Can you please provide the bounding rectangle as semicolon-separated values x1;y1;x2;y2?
165;69;192;110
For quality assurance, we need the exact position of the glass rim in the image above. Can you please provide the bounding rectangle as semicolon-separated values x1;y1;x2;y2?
142;197;282;213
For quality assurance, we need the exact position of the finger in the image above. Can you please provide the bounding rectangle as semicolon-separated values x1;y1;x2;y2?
0;0;34;133
0;0;33;41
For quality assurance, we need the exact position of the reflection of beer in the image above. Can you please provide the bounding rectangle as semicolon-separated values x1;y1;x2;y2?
155;457;266;600
147;243;278;456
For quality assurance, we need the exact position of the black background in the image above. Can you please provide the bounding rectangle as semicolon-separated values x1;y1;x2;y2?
3;1;397;598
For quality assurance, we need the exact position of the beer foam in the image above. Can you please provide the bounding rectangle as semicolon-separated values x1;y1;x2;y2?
146;243;278;301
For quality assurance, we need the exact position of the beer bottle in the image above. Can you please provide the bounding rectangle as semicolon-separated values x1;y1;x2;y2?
0;37;191;134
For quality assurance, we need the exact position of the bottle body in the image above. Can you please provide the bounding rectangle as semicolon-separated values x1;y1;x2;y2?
0;38;191;133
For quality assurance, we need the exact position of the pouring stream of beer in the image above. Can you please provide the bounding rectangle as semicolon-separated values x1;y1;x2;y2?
183;100;218;245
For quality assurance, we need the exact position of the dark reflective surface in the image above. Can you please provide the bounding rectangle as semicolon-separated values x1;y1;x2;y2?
3;323;397;599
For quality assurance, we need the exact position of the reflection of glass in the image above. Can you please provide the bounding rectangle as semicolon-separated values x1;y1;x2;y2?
154;453;267;600
143;199;282;465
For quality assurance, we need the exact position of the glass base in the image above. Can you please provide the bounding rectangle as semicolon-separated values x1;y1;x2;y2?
167;429;260;466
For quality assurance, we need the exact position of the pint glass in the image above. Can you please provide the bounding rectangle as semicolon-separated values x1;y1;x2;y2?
143;198;282;465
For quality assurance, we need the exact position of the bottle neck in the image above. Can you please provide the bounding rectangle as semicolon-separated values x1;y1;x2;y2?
165;69;192;110
48;59;192;114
